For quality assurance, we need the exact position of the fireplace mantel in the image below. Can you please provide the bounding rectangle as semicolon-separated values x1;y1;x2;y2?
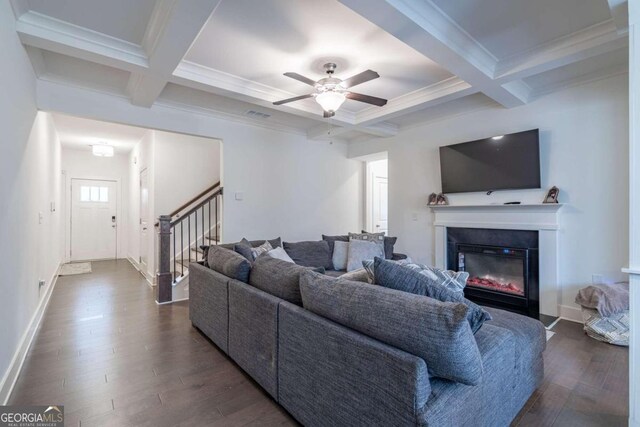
429;203;563;231
430;203;563;317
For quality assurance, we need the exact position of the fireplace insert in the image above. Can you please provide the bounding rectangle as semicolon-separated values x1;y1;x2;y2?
447;228;539;319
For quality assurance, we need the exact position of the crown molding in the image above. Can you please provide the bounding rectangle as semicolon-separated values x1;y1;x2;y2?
495;19;628;83
140;0;178;56
528;64;628;101
16;11;149;72
355;77;475;125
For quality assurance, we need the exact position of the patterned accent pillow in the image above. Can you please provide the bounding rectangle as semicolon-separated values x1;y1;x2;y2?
250;240;273;260
349;232;385;255
362;258;412;284
264;246;295;263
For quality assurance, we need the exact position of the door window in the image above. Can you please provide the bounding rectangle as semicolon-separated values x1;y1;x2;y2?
80;186;109;202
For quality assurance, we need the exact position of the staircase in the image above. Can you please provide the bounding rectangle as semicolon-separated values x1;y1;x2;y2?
156;182;223;303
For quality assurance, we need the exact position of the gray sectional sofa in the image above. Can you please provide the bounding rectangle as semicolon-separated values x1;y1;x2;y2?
189;244;546;427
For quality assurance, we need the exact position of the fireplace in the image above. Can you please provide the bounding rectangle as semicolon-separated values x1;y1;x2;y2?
447;228;539;319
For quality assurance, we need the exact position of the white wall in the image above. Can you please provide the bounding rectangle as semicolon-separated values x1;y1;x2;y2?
0;1;63;401
153;130;221;216
38;82;365;251
61;148;130;260
349;74;629;311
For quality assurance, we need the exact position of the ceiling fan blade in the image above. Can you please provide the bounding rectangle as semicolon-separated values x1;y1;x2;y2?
340;70;380;88
323;110;335;118
283;72;317;87
273;93;314;106
346;92;387;107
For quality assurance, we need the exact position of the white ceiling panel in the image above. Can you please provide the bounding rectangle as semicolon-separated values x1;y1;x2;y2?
432;0;612;60
184;0;453;113
52;113;148;153
29;0;157;45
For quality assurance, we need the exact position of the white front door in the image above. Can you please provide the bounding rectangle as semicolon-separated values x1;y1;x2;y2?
139;169;149;272
71;179;117;261
372;175;388;234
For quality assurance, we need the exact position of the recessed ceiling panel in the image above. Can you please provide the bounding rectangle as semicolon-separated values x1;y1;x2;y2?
29;0;157;45
185;0;453;113
432;0;612;60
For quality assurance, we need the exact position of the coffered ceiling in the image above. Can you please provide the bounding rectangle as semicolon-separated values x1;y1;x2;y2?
10;0;629;142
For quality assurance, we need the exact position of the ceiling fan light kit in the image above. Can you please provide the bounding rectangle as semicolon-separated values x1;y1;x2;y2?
273;63;387;117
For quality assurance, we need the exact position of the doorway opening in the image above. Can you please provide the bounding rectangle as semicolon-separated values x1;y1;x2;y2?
365;158;388;234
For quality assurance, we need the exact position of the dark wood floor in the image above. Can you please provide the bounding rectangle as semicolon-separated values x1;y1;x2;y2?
9;261;628;426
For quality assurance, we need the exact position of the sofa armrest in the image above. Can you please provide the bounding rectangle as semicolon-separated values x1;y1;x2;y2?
392;252;408;260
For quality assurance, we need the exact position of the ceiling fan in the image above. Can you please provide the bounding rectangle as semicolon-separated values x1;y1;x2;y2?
273;63;387;118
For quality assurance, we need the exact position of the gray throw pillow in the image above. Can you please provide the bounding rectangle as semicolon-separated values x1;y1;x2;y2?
233;238;255;261
361;230;397;259
362;258;411;283
322;234;349;256
346;240;383;272
283;240;333;269
206;246;251;283
399;263;468;293
374;257;492;333
249;255;323;305
332;241;349;271
299;271;483;385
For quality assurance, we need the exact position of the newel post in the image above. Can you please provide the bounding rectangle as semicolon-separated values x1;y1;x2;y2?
156;215;172;304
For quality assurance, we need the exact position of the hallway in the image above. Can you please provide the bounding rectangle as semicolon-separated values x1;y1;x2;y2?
9;260;295;426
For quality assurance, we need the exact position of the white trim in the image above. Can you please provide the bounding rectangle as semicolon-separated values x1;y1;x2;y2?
126;256;155;287
0;263;61;405
558;305;584;324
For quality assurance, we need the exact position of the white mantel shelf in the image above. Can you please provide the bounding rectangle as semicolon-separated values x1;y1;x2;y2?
429;203;563;210
430;203;563;231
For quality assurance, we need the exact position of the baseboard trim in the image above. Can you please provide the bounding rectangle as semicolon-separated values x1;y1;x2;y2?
558;304;584;324
126;256;155;288
0;263;61;405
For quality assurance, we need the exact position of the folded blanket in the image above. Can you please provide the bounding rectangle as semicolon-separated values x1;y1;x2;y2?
575;282;629;317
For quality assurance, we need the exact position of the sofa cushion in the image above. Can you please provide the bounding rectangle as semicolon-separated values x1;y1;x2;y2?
249;255;322;305
206;246;251;283
332;241;349;271
219;237;281;251
283;240;333;269
374;257;491;333
346;240;383;272
300;271;484;385
361;230;397;259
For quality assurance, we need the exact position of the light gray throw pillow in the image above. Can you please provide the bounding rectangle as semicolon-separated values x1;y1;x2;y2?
299;270;484;385
346;239;383;272
332;241;349;271
264;246;295;263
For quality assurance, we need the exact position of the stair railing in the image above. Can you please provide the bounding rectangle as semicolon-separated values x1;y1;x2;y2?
156;185;223;303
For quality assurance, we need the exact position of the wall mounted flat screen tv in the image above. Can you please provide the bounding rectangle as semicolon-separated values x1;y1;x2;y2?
439;129;540;194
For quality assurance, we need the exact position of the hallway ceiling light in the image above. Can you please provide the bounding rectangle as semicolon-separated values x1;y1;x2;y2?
92;144;114;157
491;135;504;140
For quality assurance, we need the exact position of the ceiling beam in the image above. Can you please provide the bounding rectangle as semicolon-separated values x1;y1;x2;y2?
339;0;527;108
16;11;149;72
494;20;628;83
608;0;629;32
127;0;222;107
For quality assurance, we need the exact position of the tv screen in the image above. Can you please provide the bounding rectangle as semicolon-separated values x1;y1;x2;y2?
439;129;540;194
